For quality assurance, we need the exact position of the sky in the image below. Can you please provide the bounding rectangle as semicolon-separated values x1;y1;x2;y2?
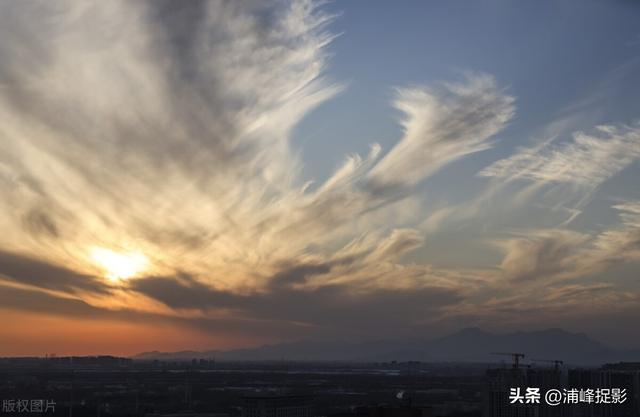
0;0;639;356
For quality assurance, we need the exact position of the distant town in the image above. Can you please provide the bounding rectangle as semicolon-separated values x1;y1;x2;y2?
1;354;639;417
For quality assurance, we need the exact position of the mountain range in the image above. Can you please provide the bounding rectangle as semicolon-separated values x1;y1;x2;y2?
135;328;640;365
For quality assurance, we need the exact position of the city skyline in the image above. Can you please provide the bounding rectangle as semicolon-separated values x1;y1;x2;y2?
0;0;639;356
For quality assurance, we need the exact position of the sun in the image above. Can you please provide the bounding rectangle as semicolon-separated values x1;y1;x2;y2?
90;247;148;281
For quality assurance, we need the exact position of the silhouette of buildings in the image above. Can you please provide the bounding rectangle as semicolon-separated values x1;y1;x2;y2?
484;362;640;417
568;363;640;417
484;367;540;417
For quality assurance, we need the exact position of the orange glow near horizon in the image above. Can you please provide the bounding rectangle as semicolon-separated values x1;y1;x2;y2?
0;310;266;357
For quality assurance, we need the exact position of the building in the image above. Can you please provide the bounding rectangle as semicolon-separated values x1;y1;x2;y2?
568;364;640;417
485;362;640;417
484;367;538;417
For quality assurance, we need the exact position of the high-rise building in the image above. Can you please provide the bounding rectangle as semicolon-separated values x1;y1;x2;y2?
484;367;538;417
568;364;640;417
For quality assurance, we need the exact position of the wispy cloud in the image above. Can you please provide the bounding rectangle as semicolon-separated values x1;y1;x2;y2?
495;201;640;285
369;74;515;190
479;123;640;187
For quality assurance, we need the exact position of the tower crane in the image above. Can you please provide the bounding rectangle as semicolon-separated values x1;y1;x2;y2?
491;352;525;369
532;358;564;371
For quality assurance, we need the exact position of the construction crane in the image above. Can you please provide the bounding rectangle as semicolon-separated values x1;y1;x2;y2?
532;358;564;371
491;352;525;369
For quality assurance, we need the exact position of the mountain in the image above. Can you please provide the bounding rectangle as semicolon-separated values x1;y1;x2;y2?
422;327;612;364
134;328;639;365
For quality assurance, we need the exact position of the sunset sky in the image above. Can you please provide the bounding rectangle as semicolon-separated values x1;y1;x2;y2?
0;0;639;356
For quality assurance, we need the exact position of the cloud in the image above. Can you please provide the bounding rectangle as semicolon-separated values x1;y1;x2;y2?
0;284;118;319
495;201;640;285
497;230;589;282
0;0;519;297
1;0;637;348
129;273;464;338
427;121;640;230
0;250;110;295
368;73;515;190
0;283;318;342
0;0;344;285
479;123;640;187
591;201;640;263
0;0;520;344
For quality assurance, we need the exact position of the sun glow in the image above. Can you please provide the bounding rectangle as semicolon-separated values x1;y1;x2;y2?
91;247;148;281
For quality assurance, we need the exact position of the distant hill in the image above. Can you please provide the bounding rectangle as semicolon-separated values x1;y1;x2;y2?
134;328;640;365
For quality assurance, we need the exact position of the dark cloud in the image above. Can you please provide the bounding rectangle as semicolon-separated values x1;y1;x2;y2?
0;250;109;295
0;284;115;319
0;283;332;340
130;273;463;337
268;256;358;288
130;274;236;310
270;263;332;287
0;285;271;341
